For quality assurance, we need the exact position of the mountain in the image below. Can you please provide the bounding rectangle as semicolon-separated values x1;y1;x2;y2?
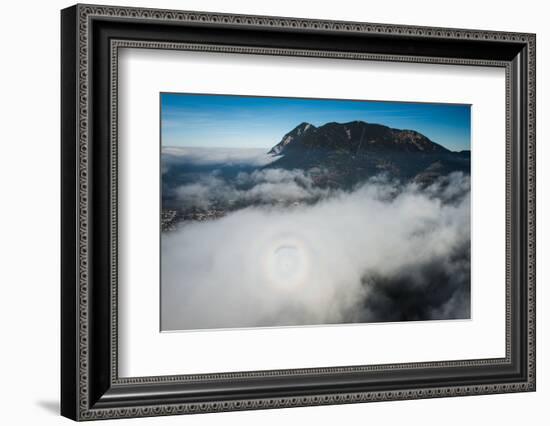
266;121;469;186
269;121;449;156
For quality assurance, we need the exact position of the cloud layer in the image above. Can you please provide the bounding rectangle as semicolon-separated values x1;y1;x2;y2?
161;172;471;331
175;168;331;210
163;146;278;169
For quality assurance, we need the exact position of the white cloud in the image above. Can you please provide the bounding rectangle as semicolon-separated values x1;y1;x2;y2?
161;173;470;330
175;168;331;209
162;146;279;168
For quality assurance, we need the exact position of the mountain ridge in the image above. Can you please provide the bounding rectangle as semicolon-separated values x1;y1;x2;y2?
268;120;451;156
265;120;470;186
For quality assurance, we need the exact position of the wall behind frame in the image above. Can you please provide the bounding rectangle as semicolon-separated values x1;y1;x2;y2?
0;0;546;425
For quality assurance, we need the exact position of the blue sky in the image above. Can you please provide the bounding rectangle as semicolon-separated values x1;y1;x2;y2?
161;93;471;152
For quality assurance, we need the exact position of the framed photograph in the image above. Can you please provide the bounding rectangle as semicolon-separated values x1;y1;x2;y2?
61;4;536;421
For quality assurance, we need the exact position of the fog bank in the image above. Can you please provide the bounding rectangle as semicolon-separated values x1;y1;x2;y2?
161;172;470;330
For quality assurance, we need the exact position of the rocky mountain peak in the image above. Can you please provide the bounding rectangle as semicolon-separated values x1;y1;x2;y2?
268;120;449;156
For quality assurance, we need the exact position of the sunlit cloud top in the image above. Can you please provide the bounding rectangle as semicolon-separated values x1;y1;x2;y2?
161;93;471;152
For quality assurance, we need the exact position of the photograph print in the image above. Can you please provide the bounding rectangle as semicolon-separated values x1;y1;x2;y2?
160;93;471;331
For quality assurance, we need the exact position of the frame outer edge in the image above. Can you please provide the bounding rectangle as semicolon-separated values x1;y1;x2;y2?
67;4;536;421
61;4;80;422
527;33;536;390
76;2;92;420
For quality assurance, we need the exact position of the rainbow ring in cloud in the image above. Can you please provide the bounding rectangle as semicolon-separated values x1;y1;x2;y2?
262;235;311;290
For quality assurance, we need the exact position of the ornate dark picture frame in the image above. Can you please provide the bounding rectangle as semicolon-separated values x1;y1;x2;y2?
61;4;536;421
